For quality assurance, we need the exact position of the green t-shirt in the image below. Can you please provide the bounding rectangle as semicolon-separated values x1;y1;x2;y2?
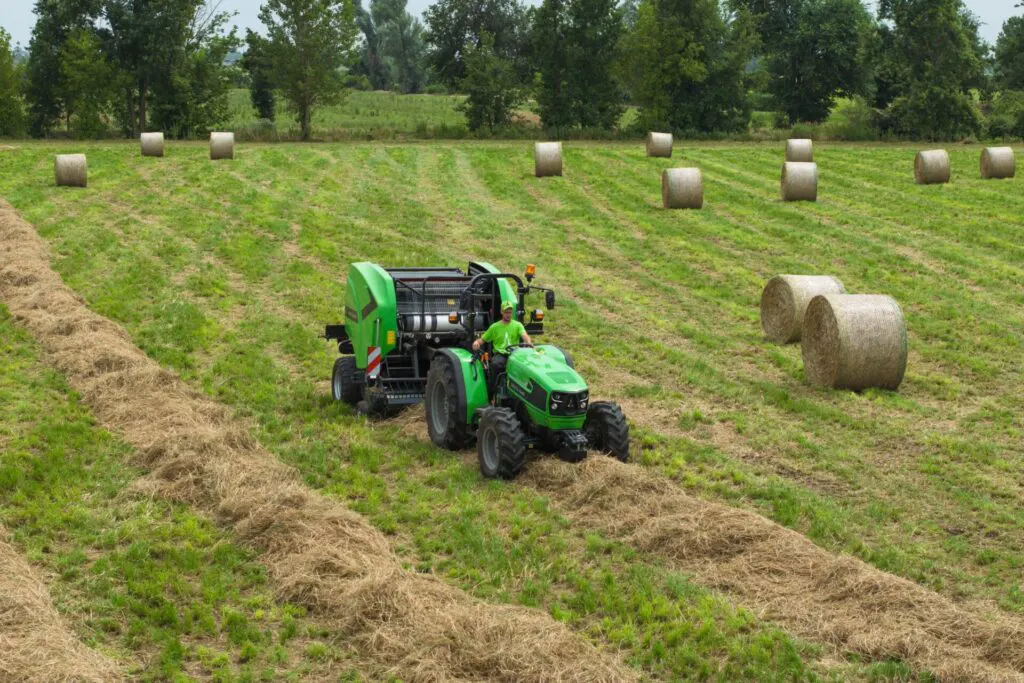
482;319;526;353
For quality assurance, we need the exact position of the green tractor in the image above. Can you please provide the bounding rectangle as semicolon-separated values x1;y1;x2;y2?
324;261;628;479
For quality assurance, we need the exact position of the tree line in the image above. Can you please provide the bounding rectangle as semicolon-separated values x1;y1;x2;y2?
1;0;1024;141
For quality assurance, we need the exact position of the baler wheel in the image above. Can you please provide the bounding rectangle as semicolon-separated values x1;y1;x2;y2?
332;357;362;405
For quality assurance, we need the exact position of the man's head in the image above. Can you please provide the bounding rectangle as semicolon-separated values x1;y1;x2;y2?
501;300;515;322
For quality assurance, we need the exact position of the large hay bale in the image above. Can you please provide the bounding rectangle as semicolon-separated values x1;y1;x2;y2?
760;275;846;344
210;132;235;160
980;146;1015;179
534;142;562;177
786;138;813;162
661;168;703;209
802;293;907;391
140;132;165;157
646;132;673;158
54;154;87;187
914;149;949;185
781;162;817;202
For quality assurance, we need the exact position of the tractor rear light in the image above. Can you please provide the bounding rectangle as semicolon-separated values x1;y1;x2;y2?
526;264;536;277
531;309;544;322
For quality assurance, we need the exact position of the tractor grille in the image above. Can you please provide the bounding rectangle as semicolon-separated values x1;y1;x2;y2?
550;390;589;417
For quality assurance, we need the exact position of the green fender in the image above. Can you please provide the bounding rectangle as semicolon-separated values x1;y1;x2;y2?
434;348;490;426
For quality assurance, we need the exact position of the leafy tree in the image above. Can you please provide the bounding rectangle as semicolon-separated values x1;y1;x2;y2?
242;29;276;120
877;0;985;138
768;0;874;123
60;28;117;137
532;0;623;132
460;31;522;131
374;0;428;93
353;0;390;89
532;0;571;131
423;0;530;88
618;0;756;134
0;28;26;136
24;0;102;135
260;0;359;140
731;0;873;123
996;15;1024;91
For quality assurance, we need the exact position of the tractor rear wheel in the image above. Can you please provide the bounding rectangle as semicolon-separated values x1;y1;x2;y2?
583;401;630;462
332;357;362;405
425;356;471;450
477;408;527;479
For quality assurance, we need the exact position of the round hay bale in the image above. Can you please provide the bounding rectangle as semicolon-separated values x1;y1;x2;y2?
980;147;1015;180
210;132;235;161
760;275;846;344
54;154;87;188
802;294;907;391
786;138;813;162
646;132;673;158
781;162;817;202
914;150;949;185
140;132;165;157
534;142;562;177
661;168;703;209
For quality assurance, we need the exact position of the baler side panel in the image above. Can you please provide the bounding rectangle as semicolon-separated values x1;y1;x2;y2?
345;262;398;369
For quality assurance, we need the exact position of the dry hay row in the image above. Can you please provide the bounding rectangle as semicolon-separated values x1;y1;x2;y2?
520;458;1024;682
0;200;633;683
0;526;120;683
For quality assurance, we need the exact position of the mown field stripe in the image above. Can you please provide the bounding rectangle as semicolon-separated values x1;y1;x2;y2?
0;198;636;682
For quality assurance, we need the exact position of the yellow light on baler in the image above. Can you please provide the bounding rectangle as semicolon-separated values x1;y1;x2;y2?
386;330;396;345
448;312;459;324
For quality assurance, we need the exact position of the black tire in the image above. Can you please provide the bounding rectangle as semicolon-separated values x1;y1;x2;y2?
583;401;630;462
425;356;472;450
477;408;527;479
332;357;362;405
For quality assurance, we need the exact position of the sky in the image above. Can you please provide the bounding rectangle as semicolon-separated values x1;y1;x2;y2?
0;0;1017;50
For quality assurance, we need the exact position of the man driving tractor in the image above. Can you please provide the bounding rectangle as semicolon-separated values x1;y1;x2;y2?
472;300;533;393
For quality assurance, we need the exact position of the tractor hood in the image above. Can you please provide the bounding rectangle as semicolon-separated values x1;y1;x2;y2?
505;346;589;421
507;347;587;393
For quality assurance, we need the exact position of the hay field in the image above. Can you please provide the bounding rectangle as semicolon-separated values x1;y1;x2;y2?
0;140;1022;680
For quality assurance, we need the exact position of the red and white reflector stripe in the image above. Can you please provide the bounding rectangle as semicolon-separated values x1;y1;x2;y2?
366;346;382;380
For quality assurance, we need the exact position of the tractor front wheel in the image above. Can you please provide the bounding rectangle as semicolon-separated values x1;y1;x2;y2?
425;356;472;450
332;357;362;405
477;408;527;479
583;402;630;462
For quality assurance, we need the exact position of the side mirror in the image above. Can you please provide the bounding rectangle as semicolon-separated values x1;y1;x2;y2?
545;290;556;309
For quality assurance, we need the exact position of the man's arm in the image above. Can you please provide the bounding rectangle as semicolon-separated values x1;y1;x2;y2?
473;325;494;351
520;323;532;347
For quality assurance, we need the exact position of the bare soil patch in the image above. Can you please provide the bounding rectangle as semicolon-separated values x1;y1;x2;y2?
0;199;634;683
520;457;1024;682
0;526;121;683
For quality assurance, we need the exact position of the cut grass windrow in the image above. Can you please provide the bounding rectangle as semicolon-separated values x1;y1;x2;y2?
0;305;367;681
0;526;120;683
0;199;633;682
519;458;1024;683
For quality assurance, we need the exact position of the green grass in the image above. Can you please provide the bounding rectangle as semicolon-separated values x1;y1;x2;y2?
228;89;470;139
1;140;1021;678
0;306;366;681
